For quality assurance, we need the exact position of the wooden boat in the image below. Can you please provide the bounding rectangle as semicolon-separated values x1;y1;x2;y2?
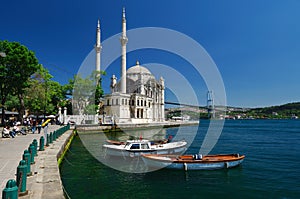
141;153;245;170
103;139;187;158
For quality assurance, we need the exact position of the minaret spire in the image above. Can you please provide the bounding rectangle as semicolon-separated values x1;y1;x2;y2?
95;19;102;82
122;7;126;19
120;7;128;93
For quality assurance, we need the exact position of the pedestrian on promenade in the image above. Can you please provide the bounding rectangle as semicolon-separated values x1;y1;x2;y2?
37;120;42;134
43;122;49;141
2;125;11;138
32;119;36;133
5;126;15;138
13;124;26;135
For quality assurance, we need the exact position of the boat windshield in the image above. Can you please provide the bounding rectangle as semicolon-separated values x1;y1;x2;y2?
130;144;140;149
141;143;149;149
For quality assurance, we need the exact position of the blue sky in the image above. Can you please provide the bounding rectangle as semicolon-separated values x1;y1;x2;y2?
1;0;300;108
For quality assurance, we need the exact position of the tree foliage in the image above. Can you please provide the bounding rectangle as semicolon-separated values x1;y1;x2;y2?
0;40;106;124
0;40;40;123
71;70;105;115
24;66;68;116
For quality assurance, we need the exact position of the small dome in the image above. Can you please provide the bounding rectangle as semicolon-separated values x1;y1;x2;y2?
127;61;152;75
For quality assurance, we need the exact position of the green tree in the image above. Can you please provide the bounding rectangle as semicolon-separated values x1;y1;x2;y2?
67;70;105;115
0;40;40;124
24;66;66;116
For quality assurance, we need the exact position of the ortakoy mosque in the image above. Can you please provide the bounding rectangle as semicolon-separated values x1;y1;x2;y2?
95;9;165;124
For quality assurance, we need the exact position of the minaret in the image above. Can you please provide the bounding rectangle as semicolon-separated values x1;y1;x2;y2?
120;7;128;93
95;19;102;82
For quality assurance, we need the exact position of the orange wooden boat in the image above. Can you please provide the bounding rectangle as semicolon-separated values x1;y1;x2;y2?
142;153;245;170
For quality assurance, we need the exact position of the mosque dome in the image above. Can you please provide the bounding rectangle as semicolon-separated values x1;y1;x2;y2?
126;61;154;83
127;61;152;75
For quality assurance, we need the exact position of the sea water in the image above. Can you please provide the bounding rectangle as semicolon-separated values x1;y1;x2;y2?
60;120;300;199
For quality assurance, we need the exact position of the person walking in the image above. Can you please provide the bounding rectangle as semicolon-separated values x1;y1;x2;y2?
37;120;42;134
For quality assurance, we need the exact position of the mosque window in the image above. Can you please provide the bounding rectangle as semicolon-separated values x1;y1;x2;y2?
137;100;139;106
122;99;124;105
107;99;110;106
116;99;119;105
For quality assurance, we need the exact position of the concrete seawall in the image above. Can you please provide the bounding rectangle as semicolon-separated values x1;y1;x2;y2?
21;129;74;199
0;125;74;199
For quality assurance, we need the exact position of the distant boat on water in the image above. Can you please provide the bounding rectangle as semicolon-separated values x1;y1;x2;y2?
142;153;245;171
291;114;298;119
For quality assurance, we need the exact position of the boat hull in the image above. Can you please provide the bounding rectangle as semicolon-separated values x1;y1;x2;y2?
142;154;245;170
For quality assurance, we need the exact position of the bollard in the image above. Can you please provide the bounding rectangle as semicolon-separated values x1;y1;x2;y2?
22;150;32;176
49;132;53;143
2;179;18;199
53;131;56;141
30;142;37;158
33;139;38;156
28;144;35;164
46;134;49;146
39;136;45;151
16;160;28;196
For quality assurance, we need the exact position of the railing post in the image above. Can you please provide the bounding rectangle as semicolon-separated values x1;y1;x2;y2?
39;136;45;151
32;139;38;156
28;144;35;164
46;134;49;146
2;179;18;199
22;150;32;176
49;132;53;143
53;131;56;141
16;160;28;196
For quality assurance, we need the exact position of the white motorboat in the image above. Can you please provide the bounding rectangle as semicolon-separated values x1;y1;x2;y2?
103;139;187;158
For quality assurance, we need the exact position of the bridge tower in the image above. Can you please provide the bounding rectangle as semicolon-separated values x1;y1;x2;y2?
207;91;215;119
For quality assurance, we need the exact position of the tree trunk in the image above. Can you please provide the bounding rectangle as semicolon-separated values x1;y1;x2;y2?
1;96;6;125
18;93;25;124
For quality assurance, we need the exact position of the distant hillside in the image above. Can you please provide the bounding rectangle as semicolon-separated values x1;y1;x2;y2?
166;102;300;120
254;102;300;112
240;102;300;119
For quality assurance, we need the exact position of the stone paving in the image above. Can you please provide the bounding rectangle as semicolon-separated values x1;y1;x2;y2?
0;124;71;199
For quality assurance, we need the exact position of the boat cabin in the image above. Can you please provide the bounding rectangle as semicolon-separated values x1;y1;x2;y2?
124;140;151;150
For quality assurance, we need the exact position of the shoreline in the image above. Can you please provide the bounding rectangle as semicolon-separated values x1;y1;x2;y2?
75;120;200;131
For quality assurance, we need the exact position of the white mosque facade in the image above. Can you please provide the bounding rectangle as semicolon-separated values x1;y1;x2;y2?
96;9;165;124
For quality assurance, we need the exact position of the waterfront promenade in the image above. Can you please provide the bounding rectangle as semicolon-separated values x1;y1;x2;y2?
0;124;73;199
